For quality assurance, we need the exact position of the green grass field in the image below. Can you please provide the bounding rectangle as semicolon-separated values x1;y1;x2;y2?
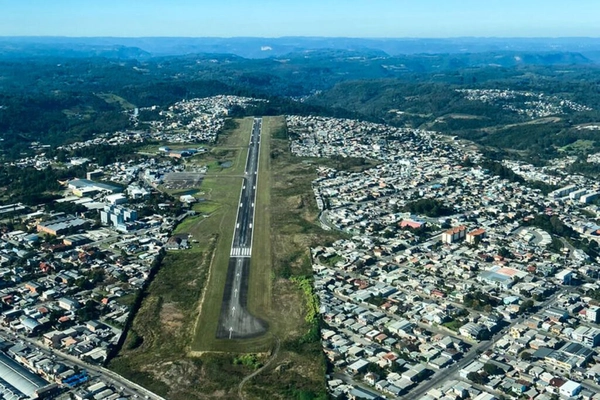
96;92;136;110
559;139;596;153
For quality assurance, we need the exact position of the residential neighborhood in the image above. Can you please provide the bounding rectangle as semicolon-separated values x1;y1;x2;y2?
456;89;592;119
288;115;600;400
0;96;259;399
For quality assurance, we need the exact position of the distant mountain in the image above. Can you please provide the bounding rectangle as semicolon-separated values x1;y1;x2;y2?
387;51;593;69
0;40;151;59
1;36;600;61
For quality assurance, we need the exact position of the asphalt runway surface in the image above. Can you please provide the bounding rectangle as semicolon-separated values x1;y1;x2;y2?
216;118;267;339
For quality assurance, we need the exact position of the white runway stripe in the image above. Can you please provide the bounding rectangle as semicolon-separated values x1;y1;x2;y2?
230;247;251;258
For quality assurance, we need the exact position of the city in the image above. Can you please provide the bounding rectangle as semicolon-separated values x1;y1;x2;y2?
288;115;600;400
2;9;600;398
2;98;600;399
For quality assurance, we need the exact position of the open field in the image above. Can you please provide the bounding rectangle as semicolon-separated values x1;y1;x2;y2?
96;92;136;110
110;116;339;399
559;139;596;152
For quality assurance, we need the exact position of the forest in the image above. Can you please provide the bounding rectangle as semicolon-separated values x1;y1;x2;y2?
1;51;600;163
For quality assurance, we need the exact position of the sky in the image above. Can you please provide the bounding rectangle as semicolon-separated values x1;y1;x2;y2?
1;0;599;38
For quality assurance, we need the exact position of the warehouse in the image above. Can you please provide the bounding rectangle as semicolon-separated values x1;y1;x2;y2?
67;179;122;197
0;353;56;398
37;216;89;236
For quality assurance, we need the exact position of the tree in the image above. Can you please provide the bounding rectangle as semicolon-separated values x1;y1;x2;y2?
519;300;535;314
498;247;512;259
403;199;453;217
77;300;100;321
520;351;533;361
467;372;487;384
390;361;404;373
367;362;387;379
483;363;502;376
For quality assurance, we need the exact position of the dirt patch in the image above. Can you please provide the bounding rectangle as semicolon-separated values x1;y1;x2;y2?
286;194;303;209
159;360;199;386
160;302;185;331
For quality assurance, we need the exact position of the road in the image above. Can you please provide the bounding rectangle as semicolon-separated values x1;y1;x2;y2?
237;335;281;400
0;330;165;400
403;292;561;399
216;117;267;339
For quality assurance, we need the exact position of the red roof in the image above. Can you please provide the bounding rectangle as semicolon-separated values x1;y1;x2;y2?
445;225;467;235
400;220;424;229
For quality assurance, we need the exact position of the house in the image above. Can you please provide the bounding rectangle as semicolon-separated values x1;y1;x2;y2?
472;393;497;400
347;359;369;375
43;331;67;348
57;297;80;311
20;317;41;335
459;323;488;340
364;372;379;385
166;234;189;250
559;380;582;398
348;387;382;400
544;307;568;322
460;361;484;379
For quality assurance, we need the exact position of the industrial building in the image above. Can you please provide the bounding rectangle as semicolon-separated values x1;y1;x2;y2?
37;216;89;236
0;352;56;399
67;179;122;198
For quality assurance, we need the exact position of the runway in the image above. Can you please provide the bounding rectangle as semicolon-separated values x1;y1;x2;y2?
216;118;267;339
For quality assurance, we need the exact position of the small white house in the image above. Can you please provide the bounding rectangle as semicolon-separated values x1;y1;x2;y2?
559;380;581;398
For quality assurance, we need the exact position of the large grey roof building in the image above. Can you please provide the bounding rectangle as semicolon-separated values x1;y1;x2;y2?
0;353;53;399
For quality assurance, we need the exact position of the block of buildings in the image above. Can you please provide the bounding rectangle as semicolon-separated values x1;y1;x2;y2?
100;205;138;232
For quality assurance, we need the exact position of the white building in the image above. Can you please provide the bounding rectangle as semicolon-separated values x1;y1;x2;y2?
100;205;137;231
105;193;127;205
179;194;197;204
559;380;581;398
581;192;600;204
587;306;600;323
442;226;467;244
555;269;573;285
